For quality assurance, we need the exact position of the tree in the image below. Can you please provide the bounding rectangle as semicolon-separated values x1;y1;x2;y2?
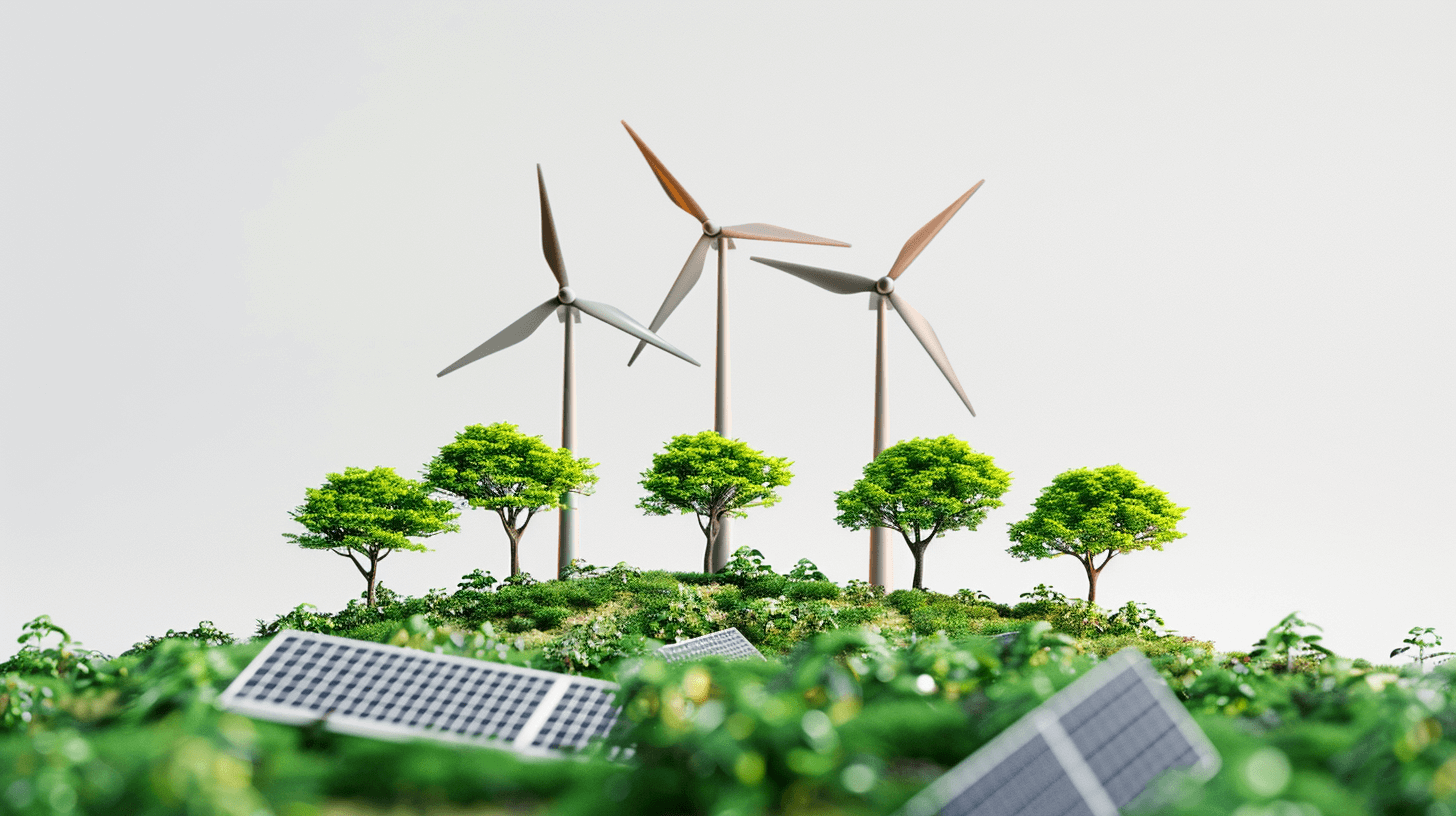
1006;465;1186;604
285;466;459;607
423;423;597;577
834;436;1011;590
637;431;793;573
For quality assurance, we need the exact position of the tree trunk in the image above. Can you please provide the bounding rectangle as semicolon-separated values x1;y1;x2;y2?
1083;557;1100;604
510;529;521;577
366;557;379;608
910;540;930;590
704;514;721;573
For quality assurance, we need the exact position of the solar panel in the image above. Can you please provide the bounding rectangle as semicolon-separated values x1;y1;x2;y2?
655;627;766;662
220;630;621;757
896;648;1219;816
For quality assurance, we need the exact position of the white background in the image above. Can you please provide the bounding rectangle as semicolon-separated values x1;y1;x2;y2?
2;3;1452;663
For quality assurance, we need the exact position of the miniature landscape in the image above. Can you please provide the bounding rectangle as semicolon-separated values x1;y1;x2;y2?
3;549;1453;815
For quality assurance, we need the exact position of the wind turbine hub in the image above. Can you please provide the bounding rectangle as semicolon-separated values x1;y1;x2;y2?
702;219;721;236
875;277;895;294
558;287;576;304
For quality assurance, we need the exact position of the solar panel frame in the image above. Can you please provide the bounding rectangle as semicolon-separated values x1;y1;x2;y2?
220;630;620;758
655;627;766;662
895;648;1219;816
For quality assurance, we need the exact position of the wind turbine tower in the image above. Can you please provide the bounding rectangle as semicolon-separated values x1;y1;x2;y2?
751;183;983;587
438;166;700;577
620;121;850;570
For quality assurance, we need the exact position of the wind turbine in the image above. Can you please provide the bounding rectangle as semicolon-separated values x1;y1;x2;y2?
620;120;850;571
750;182;984;588
438;165;700;577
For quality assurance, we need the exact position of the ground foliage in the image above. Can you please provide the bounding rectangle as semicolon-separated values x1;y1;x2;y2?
3;555;1453;815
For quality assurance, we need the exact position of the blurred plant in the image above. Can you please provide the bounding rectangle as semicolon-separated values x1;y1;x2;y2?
1391;626;1455;671
843;579;885;605
253;603;336;639
1250;612;1333;673
0;616;107;679
121;621;235;658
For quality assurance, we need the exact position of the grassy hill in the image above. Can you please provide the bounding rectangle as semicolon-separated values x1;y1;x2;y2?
2;557;1451;815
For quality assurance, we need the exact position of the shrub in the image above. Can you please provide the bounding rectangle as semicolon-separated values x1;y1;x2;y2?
254;603;336;638
786;558;828;582
964;605;1000;620
456;568;498;592
836;606;878;628
885;589;929;615
532;606;571;631
721;546;776;579
505;616;536;633
122;621;235;657
669;571;724;587
909;605;971;639
337;619;409;643
843;578;885;604
741;573;788;599
540;616;652;676
784;580;840;601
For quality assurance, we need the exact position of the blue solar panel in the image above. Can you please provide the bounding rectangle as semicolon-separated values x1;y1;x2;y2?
896;649;1218;816
221;631;619;757
655;627;765;662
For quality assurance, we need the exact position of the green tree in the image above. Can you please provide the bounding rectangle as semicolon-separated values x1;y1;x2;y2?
1007;464;1186;604
834;436;1012;591
284;466;459;607
424;423;597;577
637;431;793;573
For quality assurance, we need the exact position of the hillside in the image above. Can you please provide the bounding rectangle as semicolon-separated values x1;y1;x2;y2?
2;557;1452;815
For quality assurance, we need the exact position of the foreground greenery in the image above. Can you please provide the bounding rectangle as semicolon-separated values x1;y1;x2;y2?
3;557;1453;815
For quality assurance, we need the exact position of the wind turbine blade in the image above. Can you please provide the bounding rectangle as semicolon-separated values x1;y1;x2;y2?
627;234;712;365
621;120;709;224
719;223;850;247
437;298;559;377
887;180;984;280
575;298;700;367
749;256;876;295
887;291;976;416
537;165;568;288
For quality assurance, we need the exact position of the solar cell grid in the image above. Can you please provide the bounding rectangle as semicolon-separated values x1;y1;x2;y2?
894;649;1218;816
221;630;620;757
656;627;765;662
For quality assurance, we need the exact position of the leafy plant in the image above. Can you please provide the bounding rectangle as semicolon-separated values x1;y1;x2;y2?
424;422;598;578
787;558;829;582
254;603;336;639
835;436;1012;589
637;432;794;573
456;568;498;592
285;465;460;607
121;621;235;657
1390;626;1455;670
1250;612;1333;673
723;546;776;579
1007;465;1187;603
1107;600;1165;637
0;616;107;679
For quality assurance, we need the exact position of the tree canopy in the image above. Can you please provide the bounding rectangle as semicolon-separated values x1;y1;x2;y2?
637;431;793;573
834;435;1011;590
285;466;459;607
423;422;597;577
1006;464;1186;603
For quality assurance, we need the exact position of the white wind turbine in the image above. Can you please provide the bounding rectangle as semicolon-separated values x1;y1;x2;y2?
750;182;983;587
620;120;850;571
438;165;700;577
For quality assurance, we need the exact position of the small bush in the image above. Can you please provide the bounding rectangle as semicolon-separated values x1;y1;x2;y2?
505;616;536;633
964;605;1000;620
909;605;971;639
885;589;929;615
836;606;878;627
741;573;788;599
784;580;840;601
843;579;885;605
337;619;409;643
531;606;571;631
786;558;828;582
669;571;724;587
